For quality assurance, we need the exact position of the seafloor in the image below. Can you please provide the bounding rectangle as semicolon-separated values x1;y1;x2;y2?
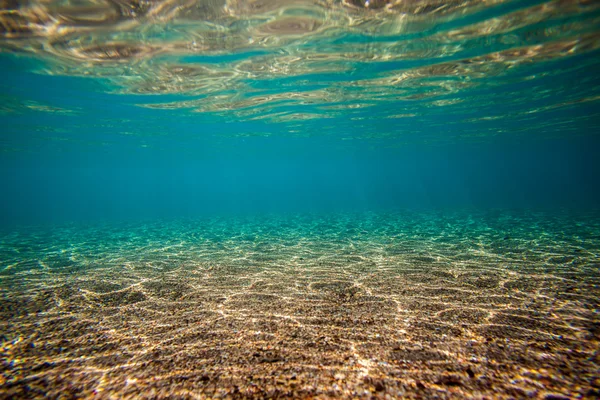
1;210;599;399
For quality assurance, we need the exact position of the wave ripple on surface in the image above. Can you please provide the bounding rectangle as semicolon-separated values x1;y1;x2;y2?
1;0;599;135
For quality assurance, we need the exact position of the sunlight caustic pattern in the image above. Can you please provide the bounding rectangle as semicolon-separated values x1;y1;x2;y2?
1;211;599;398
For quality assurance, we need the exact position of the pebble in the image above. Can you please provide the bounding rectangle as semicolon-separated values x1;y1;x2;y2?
544;395;570;400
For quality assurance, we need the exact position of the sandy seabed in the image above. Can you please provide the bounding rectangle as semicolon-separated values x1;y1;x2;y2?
1;211;599;399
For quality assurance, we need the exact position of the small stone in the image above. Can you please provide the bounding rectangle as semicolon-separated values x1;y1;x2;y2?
334;373;345;381
31;361;55;372
436;374;463;387
544;395;570;400
587;388;600;397
466;367;475;378
374;380;385;392
591;378;600;388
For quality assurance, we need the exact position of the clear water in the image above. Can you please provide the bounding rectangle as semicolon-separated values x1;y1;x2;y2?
1;0;600;398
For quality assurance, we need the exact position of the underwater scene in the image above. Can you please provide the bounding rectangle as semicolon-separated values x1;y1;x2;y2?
1;0;600;398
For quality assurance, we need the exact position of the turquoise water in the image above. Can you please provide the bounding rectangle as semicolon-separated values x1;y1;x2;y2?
1;0;600;398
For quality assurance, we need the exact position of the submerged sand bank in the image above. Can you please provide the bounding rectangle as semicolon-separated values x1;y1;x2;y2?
1;212;599;399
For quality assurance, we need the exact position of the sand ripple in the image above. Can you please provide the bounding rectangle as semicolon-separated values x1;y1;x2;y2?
1;210;599;398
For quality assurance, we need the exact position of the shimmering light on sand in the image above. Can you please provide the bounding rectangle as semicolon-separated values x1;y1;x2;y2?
1;210;599;398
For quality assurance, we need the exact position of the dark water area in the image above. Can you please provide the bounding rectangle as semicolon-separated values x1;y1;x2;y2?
1;0;600;398
1;141;599;224
1;115;600;224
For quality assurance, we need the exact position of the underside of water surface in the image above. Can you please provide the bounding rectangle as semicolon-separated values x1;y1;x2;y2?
1;0;600;399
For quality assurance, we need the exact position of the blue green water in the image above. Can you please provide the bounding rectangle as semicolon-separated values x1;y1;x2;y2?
1;0;600;398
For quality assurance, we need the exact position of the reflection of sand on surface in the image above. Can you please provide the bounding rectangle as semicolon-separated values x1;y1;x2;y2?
1;211;599;399
2;0;599;130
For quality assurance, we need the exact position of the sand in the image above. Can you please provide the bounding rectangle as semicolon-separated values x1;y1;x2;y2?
1;211;599;399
